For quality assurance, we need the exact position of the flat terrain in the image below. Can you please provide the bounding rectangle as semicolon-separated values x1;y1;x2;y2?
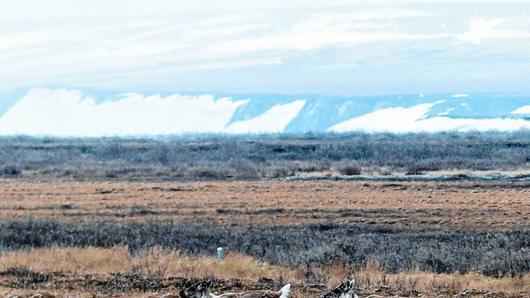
2;133;529;181
1;179;528;229
1;179;529;297
1;134;529;297
1;247;529;298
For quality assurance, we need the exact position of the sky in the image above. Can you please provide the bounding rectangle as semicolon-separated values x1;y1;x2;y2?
2;0;530;95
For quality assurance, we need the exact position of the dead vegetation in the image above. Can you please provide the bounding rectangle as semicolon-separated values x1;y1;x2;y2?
0;247;528;297
0;247;296;281
1;133;529;297
1;219;529;278
1;132;529;181
0;180;528;229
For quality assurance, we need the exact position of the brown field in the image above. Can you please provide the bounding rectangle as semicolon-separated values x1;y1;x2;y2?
0;179;528;228
1;247;529;298
1;179;529;297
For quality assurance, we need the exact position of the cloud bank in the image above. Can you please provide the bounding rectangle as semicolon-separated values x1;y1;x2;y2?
1;2;530;94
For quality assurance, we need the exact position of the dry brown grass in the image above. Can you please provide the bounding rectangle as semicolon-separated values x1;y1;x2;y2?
1;179;528;297
0;180;528;228
1;247;528;297
315;261;530;296
0;289;159;298
354;262;530;296
0;246;300;282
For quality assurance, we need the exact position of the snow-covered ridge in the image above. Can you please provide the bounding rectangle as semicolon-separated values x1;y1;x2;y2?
0;88;529;136
0;88;307;137
224;100;305;134
512;105;530;115
329;101;530;133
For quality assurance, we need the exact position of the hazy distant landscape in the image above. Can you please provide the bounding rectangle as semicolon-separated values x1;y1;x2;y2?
2;1;530;297
1;132;529;181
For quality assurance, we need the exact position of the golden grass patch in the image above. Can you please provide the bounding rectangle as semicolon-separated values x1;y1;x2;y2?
0;246;299;282
1;247;528;296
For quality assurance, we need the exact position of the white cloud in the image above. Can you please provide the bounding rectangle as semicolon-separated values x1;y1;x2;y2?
459;19;504;44
224;100;305;133
163;57;284;72
213;10;433;53
0;30;56;50
458;18;530;44
0;88;247;137
1;2;530;93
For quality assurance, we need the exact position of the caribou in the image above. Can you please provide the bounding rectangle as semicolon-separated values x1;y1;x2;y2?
178;278;358;298
320;279;358;298
179;280;291;298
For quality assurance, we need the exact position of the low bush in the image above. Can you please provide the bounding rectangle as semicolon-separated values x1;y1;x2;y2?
0;219;528;277
337;163;362;175
0;166;21;177
0;132;528;180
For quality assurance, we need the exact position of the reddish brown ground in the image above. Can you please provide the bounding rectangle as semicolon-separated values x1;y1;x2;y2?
1;179;529;297
1;179;528;229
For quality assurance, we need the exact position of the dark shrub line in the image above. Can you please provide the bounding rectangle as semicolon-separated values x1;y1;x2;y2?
0;220;528;277
1;132;529;180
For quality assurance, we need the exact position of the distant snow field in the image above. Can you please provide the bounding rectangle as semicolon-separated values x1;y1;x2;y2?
0;88;529;136
329;101;530;133
512;105;530;115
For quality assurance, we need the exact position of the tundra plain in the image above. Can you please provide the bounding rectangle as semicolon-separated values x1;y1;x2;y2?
0;134;529;297
1;179;529;297
0;180;528;228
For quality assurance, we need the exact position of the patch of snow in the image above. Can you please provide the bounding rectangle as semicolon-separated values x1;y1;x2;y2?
417;117;530;132
329;101;530;133
511;105;530;115
452;93;469;98
329;102;441;133
337;101;353;116
438;108;454;116
0;88;247;137
224;100;305;133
